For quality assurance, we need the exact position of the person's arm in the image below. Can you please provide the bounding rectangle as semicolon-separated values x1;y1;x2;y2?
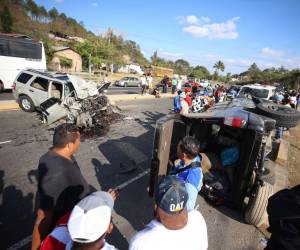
31;209;53;250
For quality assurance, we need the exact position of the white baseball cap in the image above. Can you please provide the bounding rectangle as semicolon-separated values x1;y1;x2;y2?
68;191;114;243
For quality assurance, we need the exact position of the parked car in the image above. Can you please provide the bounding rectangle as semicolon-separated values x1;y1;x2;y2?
183;80;201;89
238;84;276;100
12;69;110;126
149;96;300;227
114;77;141;87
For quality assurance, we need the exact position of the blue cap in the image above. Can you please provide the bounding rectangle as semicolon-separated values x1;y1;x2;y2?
155;176;188;214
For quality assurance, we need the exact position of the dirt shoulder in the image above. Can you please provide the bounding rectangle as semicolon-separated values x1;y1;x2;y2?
287;123;300;188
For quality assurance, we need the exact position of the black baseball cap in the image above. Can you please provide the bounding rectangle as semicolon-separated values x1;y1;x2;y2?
155;175;188;214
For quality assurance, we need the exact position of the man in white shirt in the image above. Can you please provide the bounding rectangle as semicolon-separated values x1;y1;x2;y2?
141;75;148;95
129;176;208;250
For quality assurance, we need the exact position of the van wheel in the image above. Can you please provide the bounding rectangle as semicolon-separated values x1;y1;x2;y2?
19;95;35;112
244;182;273;227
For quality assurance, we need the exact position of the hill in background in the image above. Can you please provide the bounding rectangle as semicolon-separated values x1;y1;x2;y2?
0;0;148;69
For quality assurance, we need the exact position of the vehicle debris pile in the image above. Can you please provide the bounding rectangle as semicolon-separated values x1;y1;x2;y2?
40;94;124;138
77;95;123;138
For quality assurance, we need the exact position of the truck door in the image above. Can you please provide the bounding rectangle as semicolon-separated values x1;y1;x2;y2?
149;115;186;197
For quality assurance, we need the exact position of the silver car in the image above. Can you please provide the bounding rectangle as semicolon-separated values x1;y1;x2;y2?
13;69;75;112
115;77;141;87
12;69;110;126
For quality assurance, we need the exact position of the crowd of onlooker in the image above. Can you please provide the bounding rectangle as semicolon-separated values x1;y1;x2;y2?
32;124;208;250
271;90;300;110
173;83;227;114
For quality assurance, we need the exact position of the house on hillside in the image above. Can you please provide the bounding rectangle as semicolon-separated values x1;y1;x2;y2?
49;46;82;72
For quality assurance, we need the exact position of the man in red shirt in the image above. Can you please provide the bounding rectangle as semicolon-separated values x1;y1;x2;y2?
184;88;192;106
40;190;118;250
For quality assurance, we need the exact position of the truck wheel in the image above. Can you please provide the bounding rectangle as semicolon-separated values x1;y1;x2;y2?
261;163;275;185
244;182;273;227
256;102;300;128
18;95;35;112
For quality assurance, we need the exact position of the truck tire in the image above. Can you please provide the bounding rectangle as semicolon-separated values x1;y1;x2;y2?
244;182;273;227
18;95;35;112
256;102;300;128
261;163;275;185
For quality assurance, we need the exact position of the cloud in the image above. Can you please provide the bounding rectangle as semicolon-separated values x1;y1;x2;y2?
200;16;211;23
186;15;199;24
182;16;240;40
261;47;284;57
92;2;98;7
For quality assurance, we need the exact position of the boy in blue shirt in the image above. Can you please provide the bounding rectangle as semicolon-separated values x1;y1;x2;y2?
173;90;182;113
170;136;203;211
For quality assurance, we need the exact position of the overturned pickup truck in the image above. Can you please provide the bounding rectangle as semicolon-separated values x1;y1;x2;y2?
13;69;112;129
149;97;300;227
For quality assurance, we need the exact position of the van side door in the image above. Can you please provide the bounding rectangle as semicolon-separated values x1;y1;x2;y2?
28;76;49;106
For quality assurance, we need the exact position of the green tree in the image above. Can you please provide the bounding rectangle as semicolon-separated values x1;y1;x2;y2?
0;5;13;33
59;12;67;21
25;0;39;20
48;7;58;20
213;60;225;76
191;65;210;79
42;38;54;64
174;59;190;75
226;72;232;82
38;6;48;22
247;63;261;82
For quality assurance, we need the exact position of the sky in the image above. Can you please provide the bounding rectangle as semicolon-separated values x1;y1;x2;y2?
35;0;300;74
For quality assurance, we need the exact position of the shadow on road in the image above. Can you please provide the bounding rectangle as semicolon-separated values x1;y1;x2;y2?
91;111;165;248
0;170;35;249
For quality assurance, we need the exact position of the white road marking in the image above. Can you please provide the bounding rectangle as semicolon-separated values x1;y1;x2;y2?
115;169;149;190
6;169;150;249
0;140;12;145
6;235;32;250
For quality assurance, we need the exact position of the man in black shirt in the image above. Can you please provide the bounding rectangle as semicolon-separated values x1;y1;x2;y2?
32;123;90;250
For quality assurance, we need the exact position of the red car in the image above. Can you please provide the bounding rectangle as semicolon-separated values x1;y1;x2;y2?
183;81;201;88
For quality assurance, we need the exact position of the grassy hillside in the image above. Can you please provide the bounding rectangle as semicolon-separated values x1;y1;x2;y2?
0;0;148;68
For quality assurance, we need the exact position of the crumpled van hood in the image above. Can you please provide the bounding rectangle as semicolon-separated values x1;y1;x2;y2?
67;74;99;99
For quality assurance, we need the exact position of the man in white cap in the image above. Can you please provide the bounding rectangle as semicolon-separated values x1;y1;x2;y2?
40;190;118;250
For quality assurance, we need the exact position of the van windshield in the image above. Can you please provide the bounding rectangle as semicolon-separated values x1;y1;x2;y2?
64;81;76;97
238;87;269;98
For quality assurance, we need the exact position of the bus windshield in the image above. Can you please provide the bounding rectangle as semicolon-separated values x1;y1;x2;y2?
0;38;42;60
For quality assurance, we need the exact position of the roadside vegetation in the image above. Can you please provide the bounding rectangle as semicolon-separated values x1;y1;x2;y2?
0;0;299;89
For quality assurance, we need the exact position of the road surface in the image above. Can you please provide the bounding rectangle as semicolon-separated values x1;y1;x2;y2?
0;98;265;250
0;86;175;101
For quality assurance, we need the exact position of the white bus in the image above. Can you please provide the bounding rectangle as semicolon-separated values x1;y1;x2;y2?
0;34;46;91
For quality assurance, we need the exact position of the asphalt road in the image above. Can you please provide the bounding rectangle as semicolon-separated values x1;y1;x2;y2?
0;86;174;101
0;98;264;250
